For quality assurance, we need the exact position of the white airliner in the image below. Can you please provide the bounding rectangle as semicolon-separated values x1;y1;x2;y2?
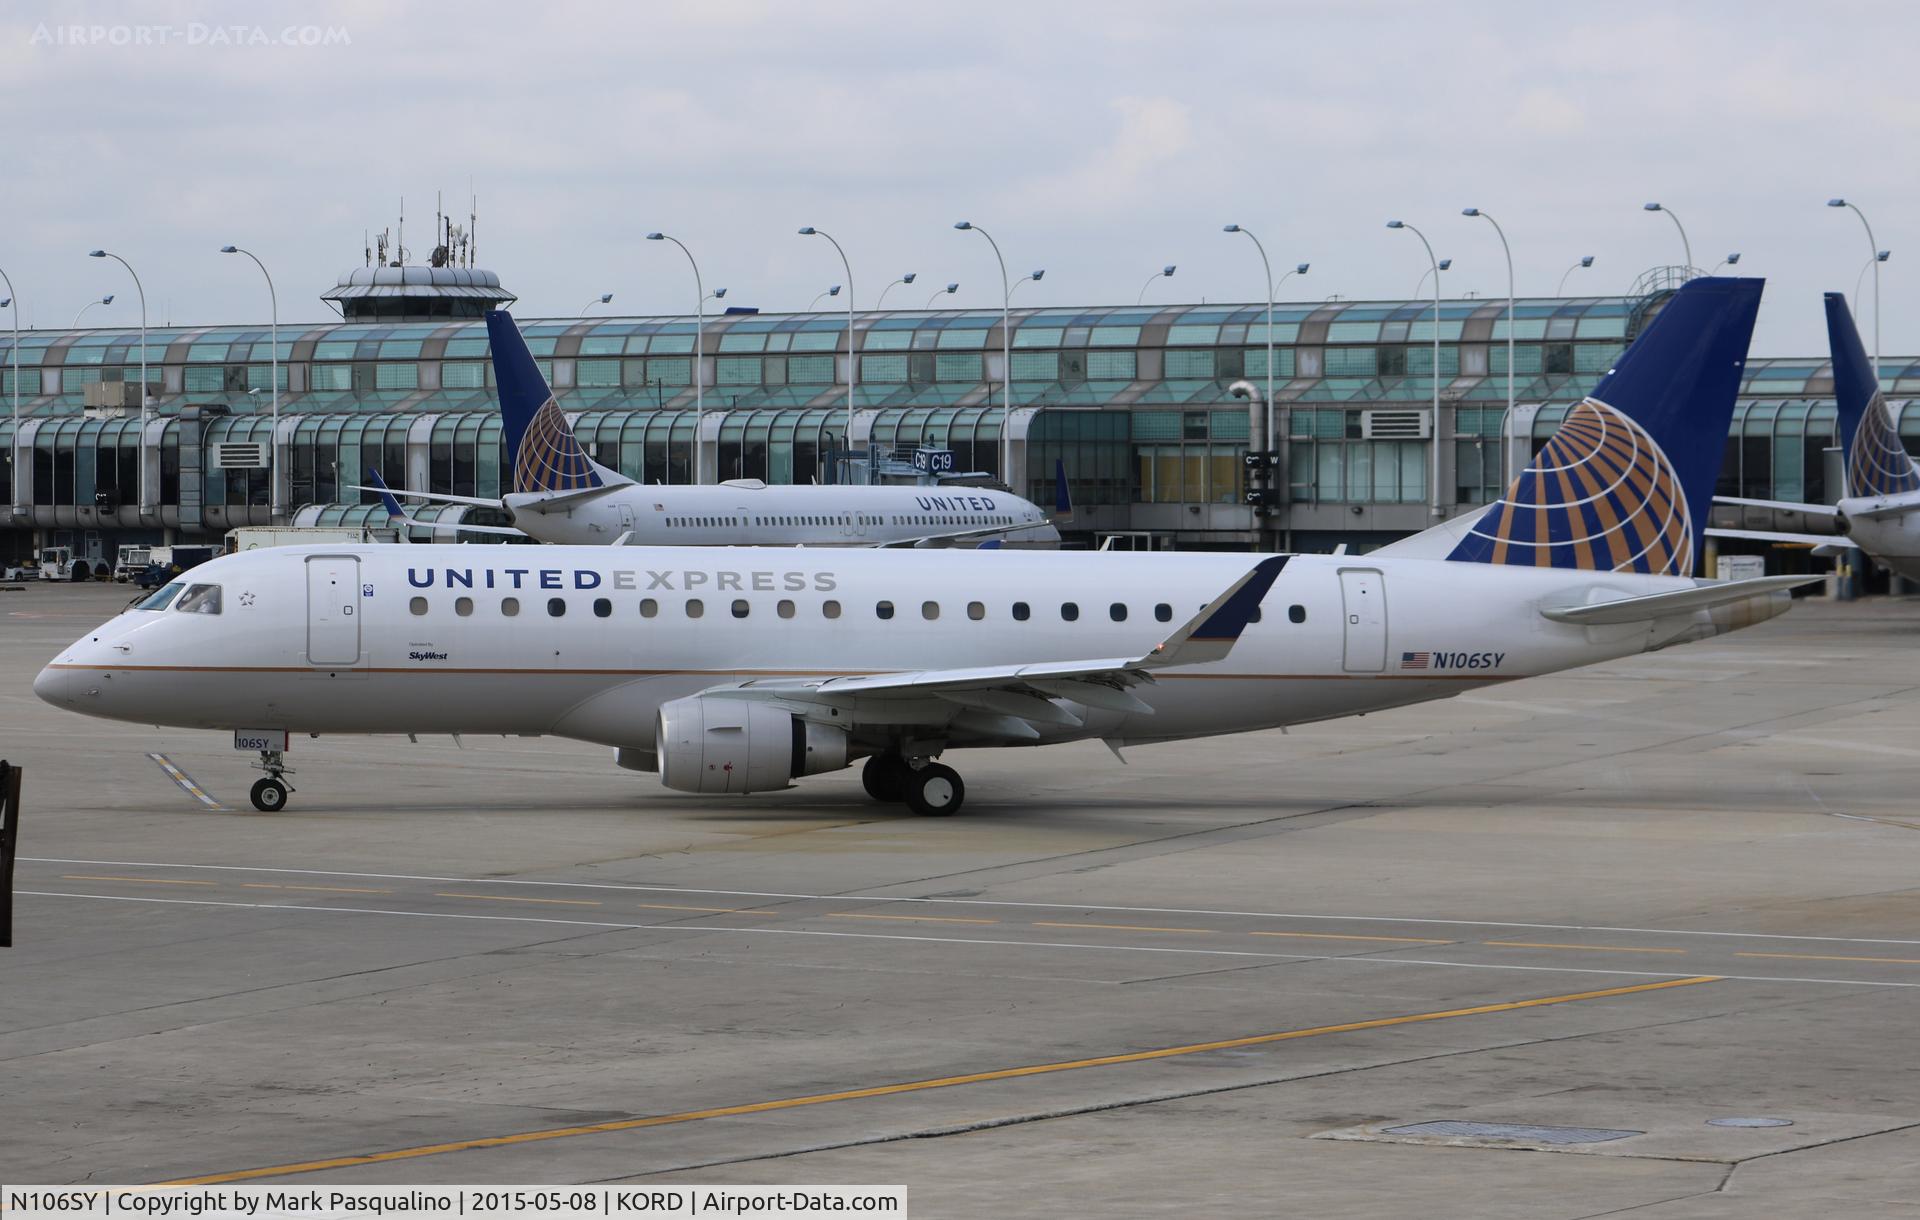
36;278;1810;815
364;310;1061;549
1711;294;1920;579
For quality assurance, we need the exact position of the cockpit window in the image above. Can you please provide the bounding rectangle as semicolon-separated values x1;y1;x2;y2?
137;582;184;611
176;584;222;615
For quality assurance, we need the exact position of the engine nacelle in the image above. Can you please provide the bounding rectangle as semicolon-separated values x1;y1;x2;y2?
657;697;849;794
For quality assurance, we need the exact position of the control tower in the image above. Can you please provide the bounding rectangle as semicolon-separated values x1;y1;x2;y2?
321;199;516;321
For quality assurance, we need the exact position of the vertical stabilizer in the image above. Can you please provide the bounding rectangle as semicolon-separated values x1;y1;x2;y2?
1827;293;1918;499
487;310;624;494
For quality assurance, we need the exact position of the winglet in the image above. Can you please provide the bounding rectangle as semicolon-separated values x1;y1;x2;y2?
1054;458;1074;520
1142;555;1289;669
366;467;406;521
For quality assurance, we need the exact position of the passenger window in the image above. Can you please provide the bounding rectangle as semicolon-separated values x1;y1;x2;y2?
1289;604;1306;624
731;599;750;619
1061;602;1079;622
777;599;796;619
967;601;985;621
922;601;940;621
408;596;428;616
547;597;567;617
1012;601;1030;621
876;600;895;620
686;598;704;619
1154;603;1172;622
593;597;612;618
640;598;658;618
455;597;473;617
823;599;841;619
501;597;520;617
137;581;183;610
177;584;222;615
1109;603;1127;622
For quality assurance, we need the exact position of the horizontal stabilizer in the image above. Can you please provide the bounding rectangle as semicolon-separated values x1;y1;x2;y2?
1541;575;1819;626
1708;527;1851;548
1713;495;1838;518
348;484;505;510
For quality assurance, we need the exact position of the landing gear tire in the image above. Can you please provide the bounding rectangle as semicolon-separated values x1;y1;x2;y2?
862;753;909;802
904;763;965;816
250;777;289;812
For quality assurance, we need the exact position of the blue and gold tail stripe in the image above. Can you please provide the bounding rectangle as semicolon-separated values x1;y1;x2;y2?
1448;398;1693;576
1845;392;1920;499
511;396;604;494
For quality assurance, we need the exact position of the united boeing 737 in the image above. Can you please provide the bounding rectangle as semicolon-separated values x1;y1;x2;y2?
1712;294;1920;579
36;278;1809;815
366;311;1061;549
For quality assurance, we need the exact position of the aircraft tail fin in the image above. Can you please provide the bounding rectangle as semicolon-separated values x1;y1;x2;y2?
1827;293;1918;499
486;310;626;495
1445;276;1763;575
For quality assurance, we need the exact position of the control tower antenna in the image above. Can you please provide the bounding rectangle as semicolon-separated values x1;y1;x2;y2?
470;192;478;268
396;196;404;267
364;229;371;268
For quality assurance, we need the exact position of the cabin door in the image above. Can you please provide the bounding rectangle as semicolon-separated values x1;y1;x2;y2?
1337;568;1387;673
306;556;362;665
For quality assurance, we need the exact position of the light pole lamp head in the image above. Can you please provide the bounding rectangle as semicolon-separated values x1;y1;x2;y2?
1385;220;1405;229
1878;250;1892;262
88;249;107;258
943;282;959;294
797;226;817;236
645;232;665;241
1828;198;1848;208
219;245;239;254
1030;269;1045;282
101;294;114;305
597;293;613;304
1724;254;1740;267
902;272;917;284
953;221;973;231
713;287;728;298
1295;263;1310;275
1160;264;1176;277
1643;202;1663;212
0;298;10;308
1222;223;1242;233
828;285;841;297
1461;207;1482;217
1580;256;1594;268
1438;258;1453;271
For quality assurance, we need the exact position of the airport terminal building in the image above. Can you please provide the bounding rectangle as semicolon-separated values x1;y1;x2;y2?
0;263;1888;565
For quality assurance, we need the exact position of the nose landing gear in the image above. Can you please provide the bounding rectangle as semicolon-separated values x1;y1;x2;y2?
250;749;294;812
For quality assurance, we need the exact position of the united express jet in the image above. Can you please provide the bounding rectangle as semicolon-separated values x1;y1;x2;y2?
1712;294;1920;580
36;279;1809;815
365;312;1061;549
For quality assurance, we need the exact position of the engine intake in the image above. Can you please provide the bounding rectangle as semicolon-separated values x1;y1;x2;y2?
657;696;849;794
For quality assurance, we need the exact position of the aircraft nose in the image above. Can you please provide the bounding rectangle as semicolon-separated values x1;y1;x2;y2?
32;662;71;707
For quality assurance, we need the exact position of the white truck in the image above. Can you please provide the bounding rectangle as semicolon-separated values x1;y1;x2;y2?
37;546;87;581
113;544;152;582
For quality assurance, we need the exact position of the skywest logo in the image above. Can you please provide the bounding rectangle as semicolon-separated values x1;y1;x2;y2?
1400;650;1506;671
405;567;839;593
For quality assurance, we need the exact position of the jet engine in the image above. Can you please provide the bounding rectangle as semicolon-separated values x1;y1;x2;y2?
657;696;849;794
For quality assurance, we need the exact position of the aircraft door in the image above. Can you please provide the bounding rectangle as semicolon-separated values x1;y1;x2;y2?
616;501;636;534
306;556;362;665
1338;568;1387;673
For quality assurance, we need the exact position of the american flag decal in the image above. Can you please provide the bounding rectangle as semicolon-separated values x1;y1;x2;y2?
1400;652;1431;670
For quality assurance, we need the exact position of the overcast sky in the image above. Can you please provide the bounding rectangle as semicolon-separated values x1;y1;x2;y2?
4;0;1915;356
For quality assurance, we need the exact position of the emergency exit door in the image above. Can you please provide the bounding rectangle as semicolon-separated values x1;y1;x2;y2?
306;556;362;665
1338;568;1387;673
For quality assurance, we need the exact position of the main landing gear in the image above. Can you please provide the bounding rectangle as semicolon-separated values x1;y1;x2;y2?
862;752;966;816
250;749;295;812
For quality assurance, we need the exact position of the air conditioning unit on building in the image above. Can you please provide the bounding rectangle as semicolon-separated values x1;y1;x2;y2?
83;381;140;412
212;442;269;470
1360;409;1431;440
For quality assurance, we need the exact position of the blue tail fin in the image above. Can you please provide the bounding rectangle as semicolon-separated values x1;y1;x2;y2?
487;310;606;495
1447;276;1763;575
1827;293;1918;499
1053;458;1074;520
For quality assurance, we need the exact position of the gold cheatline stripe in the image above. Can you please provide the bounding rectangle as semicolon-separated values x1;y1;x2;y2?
161;975;1718;1186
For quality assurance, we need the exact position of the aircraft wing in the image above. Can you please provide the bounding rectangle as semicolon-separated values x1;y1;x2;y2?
1713;495;1839;518
361;468;527;539
695;557;1288;738
1707;526;1852;548
1540;575;1821;626
348;484;505;509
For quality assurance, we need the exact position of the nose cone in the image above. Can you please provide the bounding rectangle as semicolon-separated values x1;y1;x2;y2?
33;662;71;707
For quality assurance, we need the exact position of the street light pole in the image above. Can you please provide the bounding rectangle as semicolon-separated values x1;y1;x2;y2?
0;270;16;516
925;282;959;309
955;222;1015;485
1855;250;1890;320
1387;220;1443;520
876;273;917;311
1642;203;1693;277
220;246;280;521
1830;199;1882;378
1222;225;1276;494
579;293;613;315
89;250;149;515
799;228;860;484
1556;256;1594;296
1137;264;1176;307
73;295;113;328
646;233;705;483
1463;208;1515;488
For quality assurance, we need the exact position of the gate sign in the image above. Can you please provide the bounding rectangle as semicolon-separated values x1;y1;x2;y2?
912;448;957;474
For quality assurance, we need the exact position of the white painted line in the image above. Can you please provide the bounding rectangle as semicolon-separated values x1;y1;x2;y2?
17;890;1920;991
24;856;1920;949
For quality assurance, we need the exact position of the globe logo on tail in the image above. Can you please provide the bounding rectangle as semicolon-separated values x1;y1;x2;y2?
512;396;603;494
1845;391;1920;499
1449;397;1693;575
